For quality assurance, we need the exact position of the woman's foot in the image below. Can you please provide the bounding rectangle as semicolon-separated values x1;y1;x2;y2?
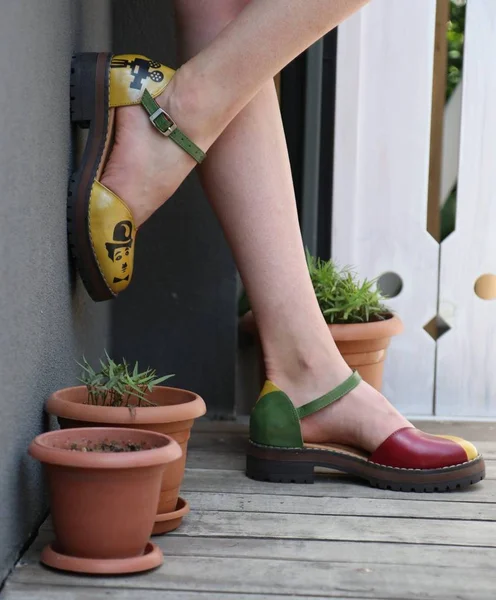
267;358;412;453
70;53;226;301
100;66;218;227
250;357;483;490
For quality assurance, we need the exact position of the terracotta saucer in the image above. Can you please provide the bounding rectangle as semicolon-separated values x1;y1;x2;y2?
40;541;163;574
153;496;190;535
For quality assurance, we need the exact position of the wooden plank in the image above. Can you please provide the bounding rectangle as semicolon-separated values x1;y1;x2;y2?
427;0;450;240
188;432;247;453
37;488;496;527
0;584;330;600
187;449;245;470
162;536;496;569
192;421;248;434
181;468;495;502
180;490;496;521
437;0;496;416
38;506;496;546
333;0;438;415
37;481;496;529
9;555;496;600
172;510;496;547
23;526;496;570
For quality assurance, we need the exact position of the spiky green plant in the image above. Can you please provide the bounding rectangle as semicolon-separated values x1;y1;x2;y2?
305;251;389;324
238;252;390;324
78;352;174;407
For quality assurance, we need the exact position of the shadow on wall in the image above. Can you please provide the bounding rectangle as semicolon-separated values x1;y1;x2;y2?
0;0;111;584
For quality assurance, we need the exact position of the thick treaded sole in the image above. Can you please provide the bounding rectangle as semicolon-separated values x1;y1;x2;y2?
246;442;486;492
68;52;114;302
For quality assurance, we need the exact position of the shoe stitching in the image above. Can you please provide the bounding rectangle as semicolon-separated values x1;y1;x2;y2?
87;192;114;296
87;56;116;296
248;441;482;472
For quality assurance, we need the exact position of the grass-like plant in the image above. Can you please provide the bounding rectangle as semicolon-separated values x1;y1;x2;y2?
78;352;174;407
305;252;389;324
238;252;390;324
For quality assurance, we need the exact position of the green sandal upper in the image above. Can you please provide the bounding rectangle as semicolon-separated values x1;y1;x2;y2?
141;89;206;163
249;371;362;448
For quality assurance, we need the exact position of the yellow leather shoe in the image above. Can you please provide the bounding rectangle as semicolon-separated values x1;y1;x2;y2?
69;53;206;301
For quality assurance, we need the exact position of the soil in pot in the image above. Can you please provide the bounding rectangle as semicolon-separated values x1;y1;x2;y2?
29;427;181;574
69;440;150;452
46;386;206;532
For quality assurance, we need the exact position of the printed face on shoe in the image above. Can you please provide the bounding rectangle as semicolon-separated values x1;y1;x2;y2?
105;221;134;285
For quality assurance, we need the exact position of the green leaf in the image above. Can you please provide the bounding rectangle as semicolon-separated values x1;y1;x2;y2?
152;374;175;385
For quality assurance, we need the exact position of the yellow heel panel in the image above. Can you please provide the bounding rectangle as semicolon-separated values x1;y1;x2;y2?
109;54;175;107
257;380;282;402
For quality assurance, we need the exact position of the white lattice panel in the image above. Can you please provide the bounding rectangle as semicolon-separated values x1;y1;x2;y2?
332;0;438;415
436;0;496;417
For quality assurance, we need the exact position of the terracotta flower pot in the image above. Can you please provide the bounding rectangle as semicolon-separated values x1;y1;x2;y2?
46;386;206;534
28;427;181;574
240;311;403;392
328;315;403;390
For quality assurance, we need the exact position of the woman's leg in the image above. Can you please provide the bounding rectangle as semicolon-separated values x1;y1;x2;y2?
172;0;410;451
101;0;369;226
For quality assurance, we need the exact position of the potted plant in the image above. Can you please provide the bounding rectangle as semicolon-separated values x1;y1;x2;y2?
29;426;181;574
46;354;206;534
240;253;403;391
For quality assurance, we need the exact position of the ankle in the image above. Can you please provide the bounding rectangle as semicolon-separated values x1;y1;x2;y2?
265;347;352;408
158;63;226;148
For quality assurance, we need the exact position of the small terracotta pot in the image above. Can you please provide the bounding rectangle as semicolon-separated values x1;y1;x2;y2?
45;386;206;534
28;427;181;572
240;311;403;392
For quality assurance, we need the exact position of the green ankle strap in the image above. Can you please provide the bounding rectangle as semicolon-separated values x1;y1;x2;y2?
140;89;206;164
296;371;362;419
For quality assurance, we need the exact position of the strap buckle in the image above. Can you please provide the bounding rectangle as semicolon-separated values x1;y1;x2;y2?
149;107;178;137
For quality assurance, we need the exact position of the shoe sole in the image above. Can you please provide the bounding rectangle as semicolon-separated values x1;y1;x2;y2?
68;52;115;302
246;441;486;492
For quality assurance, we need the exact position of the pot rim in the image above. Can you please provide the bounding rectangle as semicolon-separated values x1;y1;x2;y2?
28;427;182;469
46;385;206;425
328;314;403;341
240;310;403;341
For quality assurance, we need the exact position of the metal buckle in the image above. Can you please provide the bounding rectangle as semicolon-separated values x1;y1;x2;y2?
149;107;177;137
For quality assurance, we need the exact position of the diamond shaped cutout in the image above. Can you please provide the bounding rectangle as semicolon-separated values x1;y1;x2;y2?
423;315;451;341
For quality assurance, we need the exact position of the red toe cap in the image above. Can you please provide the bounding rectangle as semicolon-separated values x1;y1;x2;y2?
369;427;469;469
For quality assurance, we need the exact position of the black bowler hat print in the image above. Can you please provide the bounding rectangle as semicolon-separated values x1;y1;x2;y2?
105;221;133;261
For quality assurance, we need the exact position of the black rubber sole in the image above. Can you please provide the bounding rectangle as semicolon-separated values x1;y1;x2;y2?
246;455;316;484
246;446;486;493
68;52;114;302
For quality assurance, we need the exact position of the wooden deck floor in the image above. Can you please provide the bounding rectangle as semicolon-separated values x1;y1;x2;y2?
2;421;496;600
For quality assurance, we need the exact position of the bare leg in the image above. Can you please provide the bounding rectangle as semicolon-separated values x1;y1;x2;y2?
101;0;369;226
172;0;410;450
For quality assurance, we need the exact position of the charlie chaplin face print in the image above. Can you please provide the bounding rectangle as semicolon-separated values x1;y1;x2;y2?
105;220;133;283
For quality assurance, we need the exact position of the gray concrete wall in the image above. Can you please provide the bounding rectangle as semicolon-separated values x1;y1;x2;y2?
111;0;238;417
0;1;111;583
